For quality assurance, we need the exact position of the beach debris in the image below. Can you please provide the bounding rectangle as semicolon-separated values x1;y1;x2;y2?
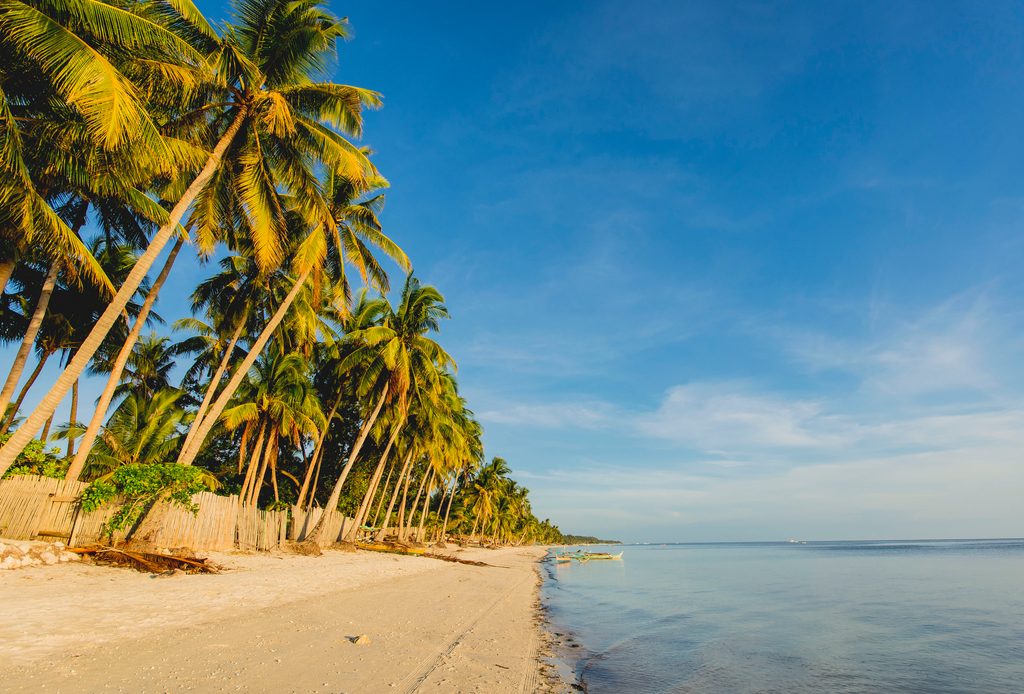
422;552;495;567
350;634;371;645
68;545;222;574
0;540;81;570
285;540;323;556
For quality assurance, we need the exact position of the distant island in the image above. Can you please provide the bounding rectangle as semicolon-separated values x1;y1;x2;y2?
560;535;622;545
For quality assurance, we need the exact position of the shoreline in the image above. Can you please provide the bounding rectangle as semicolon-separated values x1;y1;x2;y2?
536;554;589;692
0;544;568;692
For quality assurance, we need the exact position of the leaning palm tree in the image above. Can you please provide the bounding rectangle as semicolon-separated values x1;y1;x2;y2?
0;0;382;475
176;162;408;467
333;277;455;544
295;290;385;508
221;348;323;505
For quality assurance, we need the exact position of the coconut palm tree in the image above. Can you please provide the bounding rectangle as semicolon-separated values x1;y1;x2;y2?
307;276;453;545
0;0;201;296
75;388;191;479
0;0;215;417
0;0;382;475
66;239;184;479
295;290;385;508
110;334;179;401
0;239;145;438
221;347;324;505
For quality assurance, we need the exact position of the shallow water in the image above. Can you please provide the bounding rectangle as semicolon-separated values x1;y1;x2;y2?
541;540;1024;693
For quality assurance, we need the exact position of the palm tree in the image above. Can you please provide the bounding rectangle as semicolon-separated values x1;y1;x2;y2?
176;161;408;467
0;0;381;475
305;276;453;545
66;240;184;479
0;0;213;416
0;239;145;438
0;0;199;295
75;388;191;480
295;290;384;508
221;348;323;505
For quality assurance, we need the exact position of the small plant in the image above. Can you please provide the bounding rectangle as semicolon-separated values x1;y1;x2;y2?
0;433;69;479
81;464;216;537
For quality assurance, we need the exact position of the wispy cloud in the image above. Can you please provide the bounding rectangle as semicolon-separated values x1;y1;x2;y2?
764;288;1020;399
476;399;614;429
636;381;851;452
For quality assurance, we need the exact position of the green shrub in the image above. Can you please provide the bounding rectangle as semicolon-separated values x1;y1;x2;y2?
81;463;215;536
0;433;68;479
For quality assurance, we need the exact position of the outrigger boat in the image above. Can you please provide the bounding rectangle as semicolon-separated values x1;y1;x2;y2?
551;550;623;563
357;542;426;556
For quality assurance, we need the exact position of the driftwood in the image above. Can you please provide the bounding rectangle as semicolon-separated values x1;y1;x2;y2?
68;545;221;574
423;552;497;568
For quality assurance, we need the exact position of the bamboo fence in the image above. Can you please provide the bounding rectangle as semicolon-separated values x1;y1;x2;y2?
146;492;238;550
0;475;294;552
0;476;86;541
236;504;288;551
289;505;354;543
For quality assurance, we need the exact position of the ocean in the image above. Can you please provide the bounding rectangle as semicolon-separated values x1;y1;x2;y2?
541;540;1024;693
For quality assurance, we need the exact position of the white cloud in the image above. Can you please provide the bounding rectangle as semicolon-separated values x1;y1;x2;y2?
636;381;852;452
476;400;614;429
778;290;1013;398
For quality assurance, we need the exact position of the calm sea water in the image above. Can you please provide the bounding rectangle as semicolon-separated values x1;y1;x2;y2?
541;540;1024;693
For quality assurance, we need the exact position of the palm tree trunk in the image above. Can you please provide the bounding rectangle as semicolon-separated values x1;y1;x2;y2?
296;391;341;508
306;447;325;509
0;351;50;435
248;428;276;507
0;106;250;477
440;481;456;542
375;449;413;541
177;267;312;466
395;465;414;540
180;315;246;457
416;470;435;542
370;459;396;527
67;238;183;480
307;386;388;544
433;484;449;542
238;424;252;474
403;467;430;542
239;422;267;504
65;379;78;458
0;263;59;420
269;432;280;503
351;441;398;541
39;412;54;442
0;258;14;295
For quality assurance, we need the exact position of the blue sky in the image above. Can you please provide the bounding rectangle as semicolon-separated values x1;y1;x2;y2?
11;1;1024;541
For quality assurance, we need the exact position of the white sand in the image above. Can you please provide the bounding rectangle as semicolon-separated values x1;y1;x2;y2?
0;545;562;693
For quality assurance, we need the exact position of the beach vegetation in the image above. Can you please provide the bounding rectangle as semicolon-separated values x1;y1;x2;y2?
0;0;575;548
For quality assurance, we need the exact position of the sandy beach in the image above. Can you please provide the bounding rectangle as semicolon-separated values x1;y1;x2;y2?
0;545;561;693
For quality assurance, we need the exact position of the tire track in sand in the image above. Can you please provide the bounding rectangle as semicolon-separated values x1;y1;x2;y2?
395;568;533;693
